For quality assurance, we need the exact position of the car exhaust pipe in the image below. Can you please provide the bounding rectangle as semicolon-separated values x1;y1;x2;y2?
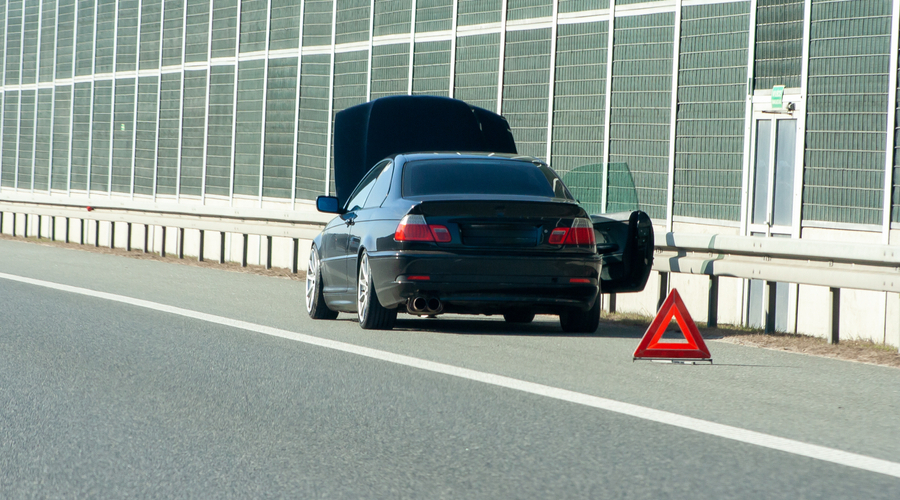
408;296;428;314
425;297;443;314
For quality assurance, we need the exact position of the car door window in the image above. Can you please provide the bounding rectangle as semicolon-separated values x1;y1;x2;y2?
345;161;389;211
363;162;393;209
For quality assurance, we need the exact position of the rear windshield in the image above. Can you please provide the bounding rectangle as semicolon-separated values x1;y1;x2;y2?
402;159;573;199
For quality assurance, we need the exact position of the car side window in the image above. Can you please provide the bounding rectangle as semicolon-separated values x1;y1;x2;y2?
345;161;389;211
362;162;393;209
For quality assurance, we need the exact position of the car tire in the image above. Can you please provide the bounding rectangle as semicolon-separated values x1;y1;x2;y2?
306;245;338;320
357;250;397;330
503;311;535;323
559;295;600;333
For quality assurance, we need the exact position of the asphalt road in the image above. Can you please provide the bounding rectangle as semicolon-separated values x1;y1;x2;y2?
1;238;898;498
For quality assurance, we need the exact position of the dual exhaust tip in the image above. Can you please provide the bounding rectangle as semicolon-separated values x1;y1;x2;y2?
407;296;443;315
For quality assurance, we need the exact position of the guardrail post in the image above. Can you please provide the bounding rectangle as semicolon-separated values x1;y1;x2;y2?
65;217;70;243
94;220;100;247
292;238;299;273
708;276;719;328
828;287;840;344
143;225;149;253
51;216;56;241
79;219;85;244
765;281;776;333
198;230;204;262
657;272;669;311
160;227;167;257
36;215;41;239
241;234;248;267
178;228;185;259
11;213;15;237
219;232;226;264
0;211;3;234
126;223;132;251
23;214;28;237
109;222;115;249
266;236;272;269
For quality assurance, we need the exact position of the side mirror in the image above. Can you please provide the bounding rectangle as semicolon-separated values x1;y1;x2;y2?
316;196;342;214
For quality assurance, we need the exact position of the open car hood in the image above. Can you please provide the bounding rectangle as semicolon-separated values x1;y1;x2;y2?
333;95;517;206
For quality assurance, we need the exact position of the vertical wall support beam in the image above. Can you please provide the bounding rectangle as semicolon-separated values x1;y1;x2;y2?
882;0;900;243
323;0;338;196
220;231;226;264
791;0;812;239
366;0;375;100
544;0;560;163
600;0;616;213
241;233;248;267
657;271;669;311
764;280;776;333
707;275;719;328
160;227;167;257
496;0;508;114
665;0;683;233
178;227;184;258
198;229;204;262
739;0;758;237
408;0;417;96
292;237;299;273
126;222;132;251
828;287;840;344
266;235;273;269
448;0;459;98
290;0;307;211
228;1;242;206
257;0;273;208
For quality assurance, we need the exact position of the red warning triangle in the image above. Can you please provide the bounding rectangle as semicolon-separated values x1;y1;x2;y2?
633;288;711;361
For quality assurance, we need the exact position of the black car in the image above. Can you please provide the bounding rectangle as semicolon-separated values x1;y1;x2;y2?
306;95;652;332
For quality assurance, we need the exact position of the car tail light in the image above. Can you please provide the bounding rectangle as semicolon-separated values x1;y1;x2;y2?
394;214;452;243
547;218;596;246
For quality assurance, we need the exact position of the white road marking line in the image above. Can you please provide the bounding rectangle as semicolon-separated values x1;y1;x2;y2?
2;270;899;479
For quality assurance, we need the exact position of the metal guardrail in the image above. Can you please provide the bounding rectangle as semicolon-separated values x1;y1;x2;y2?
2;197;898;347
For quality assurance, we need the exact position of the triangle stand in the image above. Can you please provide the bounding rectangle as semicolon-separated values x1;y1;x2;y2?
633;288;712;363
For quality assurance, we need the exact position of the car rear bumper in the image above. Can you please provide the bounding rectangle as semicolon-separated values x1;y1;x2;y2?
368;250;602;314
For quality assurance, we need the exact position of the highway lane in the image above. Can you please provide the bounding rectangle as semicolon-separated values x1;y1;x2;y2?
1;238;899;497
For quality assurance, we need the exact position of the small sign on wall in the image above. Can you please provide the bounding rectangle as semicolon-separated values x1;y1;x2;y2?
772;85;785;109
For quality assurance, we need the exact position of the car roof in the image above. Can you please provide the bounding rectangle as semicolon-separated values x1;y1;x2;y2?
392;152;547;165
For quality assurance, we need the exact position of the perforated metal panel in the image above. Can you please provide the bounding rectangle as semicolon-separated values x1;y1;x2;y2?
5;1;22;84
552;21;608;214
608;13;674;220
336;0;370;45
184;0;210;62
55;0;75;79
416;0;452;33
180;69;207;196
269;0;301;51
234;59;265;196
263;58;298;199
134;76;159;195
89;81;112;192
559;0;609;15
454;33;500;112
70;83;91;190
156;72;182;195
39;0;58;82
162;0;184;67
303;0;334;47
1;92;17;188
21;0;39;84
115;0;139;72
34;88;53;191
457;0;500;26
412;40;451;96
0;3;6;85
331;50;369;193
374;0;411;37
506;0;551;22
296;54;331;201
18;90;35;189
93;0;116;74
51;85;73;190
112;79;136;193
139;0;162;70
674;2;749;222
804;0;891;225
240;0;267;53
205;66;234;197
371;43;410;99
74;0;93;77
502;28;551;160
754;0;803;91
211;0;238;58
